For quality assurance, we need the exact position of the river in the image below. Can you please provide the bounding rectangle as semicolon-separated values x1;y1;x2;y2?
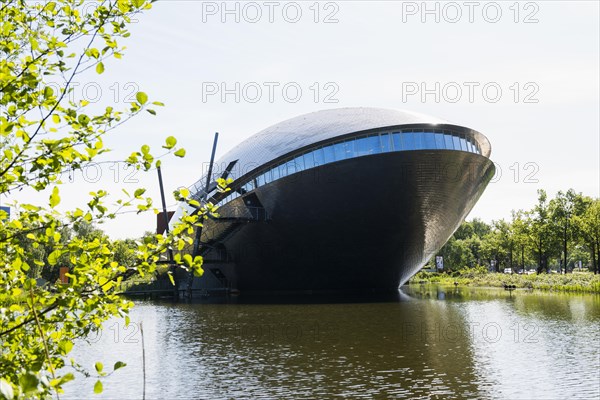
62;285;600;399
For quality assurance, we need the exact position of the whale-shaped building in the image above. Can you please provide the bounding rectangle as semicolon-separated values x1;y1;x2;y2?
174;108;495;293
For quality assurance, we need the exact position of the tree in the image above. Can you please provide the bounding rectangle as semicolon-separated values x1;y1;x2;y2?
549;189;586;273
480;222;511;272
576;198;600;274
511;210;532;273
0;1;213;397
437;236;475;271
529;190;556;273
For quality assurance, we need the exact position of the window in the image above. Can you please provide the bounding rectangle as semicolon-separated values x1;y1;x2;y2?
356;136;370;156
380;133;391;152
367;135;380;154
452;135;461;151
285;160;296;175
293;155;305;172
313;147;325;166
466;139;473;153
423;132;436;149
343;140;354;159
413;132;424;150
262;170;271;184
403;132;415;150
278;163;287;178
256;174;265;187
444;134;454;150
323;145;335;164
392;132;402;150
459;136;469;152
271;165;280;180
435;133;444;149
333;142;345;161
303;151;315;169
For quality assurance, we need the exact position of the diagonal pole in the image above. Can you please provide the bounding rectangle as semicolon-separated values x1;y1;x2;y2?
157;165;177;300
187;132;219;299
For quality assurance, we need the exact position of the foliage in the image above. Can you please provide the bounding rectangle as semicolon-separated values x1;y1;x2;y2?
0;1;212;398
411;270;600;293
431;190;599;274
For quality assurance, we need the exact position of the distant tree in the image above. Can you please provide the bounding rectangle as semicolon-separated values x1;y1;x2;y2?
511;210;532;273
530;190;556;273
549;189;587;273
470;218;492;239
438;237;475;271
576;198;600;274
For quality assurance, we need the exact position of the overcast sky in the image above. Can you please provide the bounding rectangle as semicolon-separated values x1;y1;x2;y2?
5;1;599;238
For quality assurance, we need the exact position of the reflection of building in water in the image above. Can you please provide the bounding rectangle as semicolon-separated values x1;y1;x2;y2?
173;108;495;293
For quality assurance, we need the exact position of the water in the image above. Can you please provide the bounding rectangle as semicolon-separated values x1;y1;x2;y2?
62;286;600;399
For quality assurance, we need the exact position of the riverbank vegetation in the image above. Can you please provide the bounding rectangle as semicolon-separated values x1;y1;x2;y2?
410;269;600;293
426;190;599;275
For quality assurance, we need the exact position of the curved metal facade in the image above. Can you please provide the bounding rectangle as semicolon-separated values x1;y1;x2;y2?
187;108;492;197
177;108;495;293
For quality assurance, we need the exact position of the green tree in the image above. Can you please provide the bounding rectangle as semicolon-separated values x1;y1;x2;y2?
549;189;587;273
511;210;532;273
438;237;475;271
0;1;212;397
576;198;600;274
479;221;513;272
529;190;556;273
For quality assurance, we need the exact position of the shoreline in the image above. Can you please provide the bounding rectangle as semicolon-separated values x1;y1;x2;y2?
409;270;600;294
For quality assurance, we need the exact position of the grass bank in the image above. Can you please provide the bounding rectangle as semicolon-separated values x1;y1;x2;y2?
410;270;600;293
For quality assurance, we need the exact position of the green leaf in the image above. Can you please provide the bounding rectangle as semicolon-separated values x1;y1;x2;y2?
113;361;126;371
164;136;177;149
48;250;62;266
18;372;39;394
50;187;61;207
43;86;54;99
60;340;74;354
95;362;103;373
167;272;175;286
77;114;90;125
96;62;104;74
0;378;14;400
174;148;186;158
146;109;156;115
58;373;75;385
136;91;148;105
193;265;204;277
93;380;103;394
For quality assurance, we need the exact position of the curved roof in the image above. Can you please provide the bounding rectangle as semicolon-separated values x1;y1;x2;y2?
189;107;492;193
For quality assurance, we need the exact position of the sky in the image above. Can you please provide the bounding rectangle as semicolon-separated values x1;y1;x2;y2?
4;1;600;239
